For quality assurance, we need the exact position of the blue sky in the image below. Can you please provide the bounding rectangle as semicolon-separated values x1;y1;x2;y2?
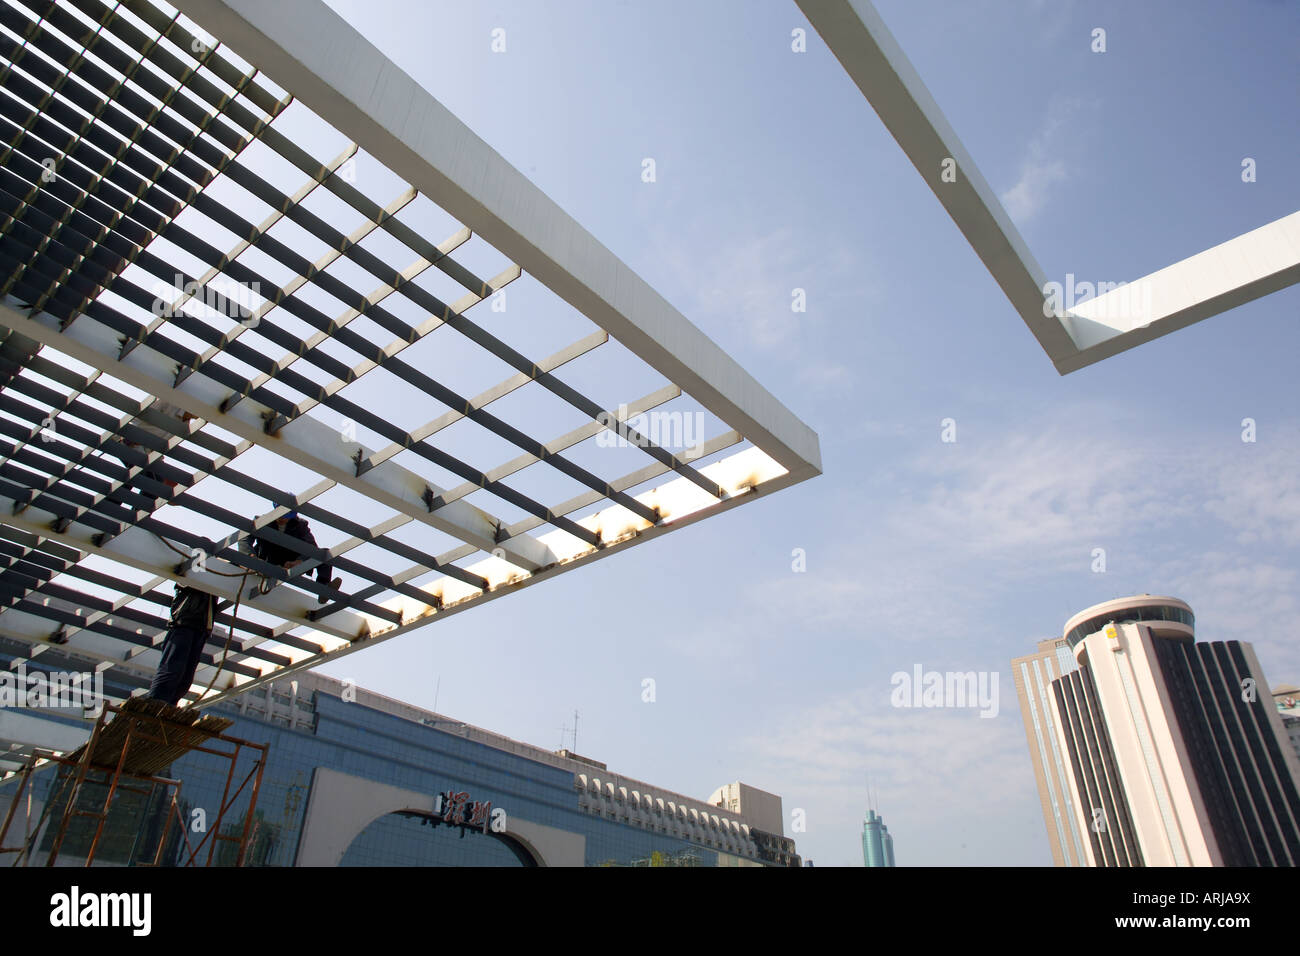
303;0;1300;866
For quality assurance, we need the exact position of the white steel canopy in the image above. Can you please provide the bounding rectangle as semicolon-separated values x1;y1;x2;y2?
0;0;821;725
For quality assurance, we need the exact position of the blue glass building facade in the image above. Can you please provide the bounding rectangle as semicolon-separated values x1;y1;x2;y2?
0;668;799;867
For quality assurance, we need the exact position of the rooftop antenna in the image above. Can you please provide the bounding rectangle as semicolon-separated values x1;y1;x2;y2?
433;676;440;715
560;709;579;751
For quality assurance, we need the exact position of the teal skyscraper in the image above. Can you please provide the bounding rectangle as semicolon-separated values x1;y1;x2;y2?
862;808;895;867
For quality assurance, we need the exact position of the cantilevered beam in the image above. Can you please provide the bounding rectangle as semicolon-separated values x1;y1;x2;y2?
1059;210;1300;371
797;0;1300;373
795;0;1073;363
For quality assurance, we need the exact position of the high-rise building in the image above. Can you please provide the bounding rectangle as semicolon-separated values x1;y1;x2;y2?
1274;685;1300;763
862;808;895;867
1049;595;1300;866
1012;637;1087;866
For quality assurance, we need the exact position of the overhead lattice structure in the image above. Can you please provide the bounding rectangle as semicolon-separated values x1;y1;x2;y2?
0;0;822;729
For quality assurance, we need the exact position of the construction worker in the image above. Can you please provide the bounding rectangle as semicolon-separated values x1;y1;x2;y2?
147;583;218;707
251;509;342;604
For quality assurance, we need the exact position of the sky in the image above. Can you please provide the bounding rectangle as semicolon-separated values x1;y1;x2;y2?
240;0;1300;866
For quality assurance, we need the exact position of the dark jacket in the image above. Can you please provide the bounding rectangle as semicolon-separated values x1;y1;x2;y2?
252;516;318;568
171;585;216;631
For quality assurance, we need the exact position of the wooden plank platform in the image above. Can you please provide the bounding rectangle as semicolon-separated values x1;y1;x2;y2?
63;698;234;778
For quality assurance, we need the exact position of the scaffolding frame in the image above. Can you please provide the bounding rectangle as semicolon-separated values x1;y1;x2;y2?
0;700;267;866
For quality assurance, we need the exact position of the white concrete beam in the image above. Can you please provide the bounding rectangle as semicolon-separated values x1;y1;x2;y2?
798;0;1300;374
1059;210;1300;371
795;0;1073;362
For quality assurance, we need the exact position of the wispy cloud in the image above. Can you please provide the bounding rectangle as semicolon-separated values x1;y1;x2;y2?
691;409;1300;655
1000;99;1078;223
1202;435;1300;545
649;222;876;356
681;228;805;349
893;423;1204;563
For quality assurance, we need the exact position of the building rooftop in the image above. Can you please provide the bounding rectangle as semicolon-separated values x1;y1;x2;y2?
270;669;783;839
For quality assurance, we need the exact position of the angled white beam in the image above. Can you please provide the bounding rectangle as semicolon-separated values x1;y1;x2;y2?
1059;210;1300;371
798;0;1300;374
795;0;1073;363
171;0;822;481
